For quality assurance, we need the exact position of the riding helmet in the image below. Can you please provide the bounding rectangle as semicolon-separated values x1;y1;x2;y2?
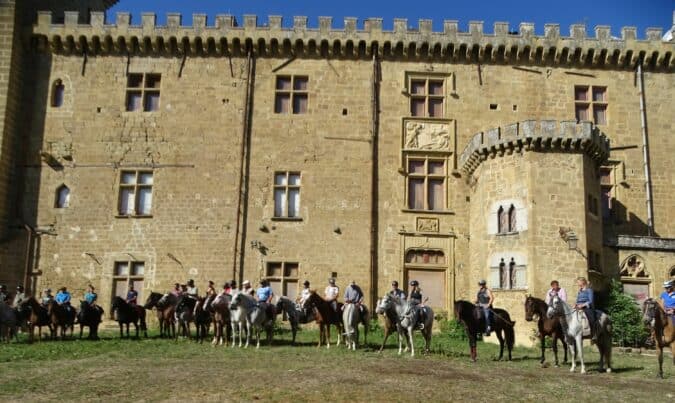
664;280;674;288
410;280;419;286
478;279;487;285
303;280;310;286
392;280;399;287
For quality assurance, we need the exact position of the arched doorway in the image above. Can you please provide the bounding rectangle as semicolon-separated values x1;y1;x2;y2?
404;248;446;309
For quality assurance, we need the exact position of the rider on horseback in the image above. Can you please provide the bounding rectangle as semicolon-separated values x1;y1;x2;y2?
186;279;199;299
408;280;428;329
324;278;339;313
55;286;74;316
389;280;406;299
0;284;8;303
126;283;138;306
12;285;27;307
204;280;216;310
574;277;597;343
256;279;275;319
84;284;104;315
343;280;365;315
41;288;53;306
476;280;494;336
660;280;675;315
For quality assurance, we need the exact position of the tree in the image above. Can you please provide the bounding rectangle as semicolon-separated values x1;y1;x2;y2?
605;279;649;347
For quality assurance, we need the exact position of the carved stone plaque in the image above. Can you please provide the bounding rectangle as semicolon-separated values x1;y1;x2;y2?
416;217;439;233
403;119;452;151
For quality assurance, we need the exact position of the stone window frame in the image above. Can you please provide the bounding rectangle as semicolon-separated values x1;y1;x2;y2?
402;153;449;212
599;160;625;222
116;170;154;218
490;199;527;235
125;73;161;112
406;73;448;118
497;204;517;234
274;75;309;114
265;261;299;297
272;171;302;220
574;85;608;125
112;260;145;314
54;184;70;208
404;248;446;265
51;79;65;108
488;253;527;291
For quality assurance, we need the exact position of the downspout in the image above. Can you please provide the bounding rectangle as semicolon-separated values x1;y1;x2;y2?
232;49;255;282
369;51;381;308
23;224;33;293
637;62;654;236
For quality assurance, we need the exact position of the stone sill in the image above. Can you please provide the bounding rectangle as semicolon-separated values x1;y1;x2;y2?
495;231;520;237
492;288;528;293
270;217;303;222
115;214;153;219
401;209;454;215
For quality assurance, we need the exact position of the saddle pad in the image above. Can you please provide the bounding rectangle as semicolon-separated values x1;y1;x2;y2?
579;313;591;337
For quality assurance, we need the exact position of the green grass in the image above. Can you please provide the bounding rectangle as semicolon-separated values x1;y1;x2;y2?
0;322;671;402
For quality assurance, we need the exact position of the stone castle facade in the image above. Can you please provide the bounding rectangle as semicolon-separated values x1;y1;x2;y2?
1;1;674;343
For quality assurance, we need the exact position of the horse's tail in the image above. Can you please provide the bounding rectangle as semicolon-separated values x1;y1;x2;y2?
139;308;147;332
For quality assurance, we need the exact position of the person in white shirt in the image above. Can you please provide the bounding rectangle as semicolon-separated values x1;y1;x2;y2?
324;278;339;312
544;280;567;305
297;280;311;306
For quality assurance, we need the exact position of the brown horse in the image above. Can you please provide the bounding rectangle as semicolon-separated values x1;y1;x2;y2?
210;294;231;346
525;296;568;366
18;297;52;343
643;298;674;378
454;300;515;362
144;292;177;338
193;297;212;343
303;291;343;348
375;296;399;353
47;300;75;340
111;297;148;338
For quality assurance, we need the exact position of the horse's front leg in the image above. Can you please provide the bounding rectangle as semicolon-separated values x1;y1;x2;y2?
326;325;331;349
408;328;415;357
657;343;664;378
576;337;585;374
540;335;546;364
551;336;559;367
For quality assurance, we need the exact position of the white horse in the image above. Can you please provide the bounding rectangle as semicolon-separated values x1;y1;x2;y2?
230;292;273;348
377;294;432;357
229;292;248;348
342;303;369;350
546;295;612;374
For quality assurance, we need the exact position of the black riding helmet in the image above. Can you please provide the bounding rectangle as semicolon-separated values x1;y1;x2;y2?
410;280;419;287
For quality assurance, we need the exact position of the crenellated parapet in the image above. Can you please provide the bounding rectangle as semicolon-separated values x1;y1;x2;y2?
31;11;674;69
459;120;610;177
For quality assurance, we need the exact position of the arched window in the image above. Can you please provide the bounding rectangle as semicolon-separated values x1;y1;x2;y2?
405;249;446;265
497;206;506;234
52;79;65;107
404;248;446;308
498;258;507;288
55;184;70;208
619;255;650;307
508;205;517;232
490;255;527;290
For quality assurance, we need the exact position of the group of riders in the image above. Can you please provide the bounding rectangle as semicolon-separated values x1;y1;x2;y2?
1;275;673;337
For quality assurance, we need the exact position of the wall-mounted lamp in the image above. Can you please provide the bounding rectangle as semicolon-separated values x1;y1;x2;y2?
559;227;579;250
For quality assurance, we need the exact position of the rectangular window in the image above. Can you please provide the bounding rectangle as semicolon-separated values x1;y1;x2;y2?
266;262;299;298
273;172;301;218
275;76;308;114
126;73;161;112
112;260;144;307
117;171;153;217
409;77;445;118
574;85;607;125
599;166;614;219
406;157;446;211
491;259;527;290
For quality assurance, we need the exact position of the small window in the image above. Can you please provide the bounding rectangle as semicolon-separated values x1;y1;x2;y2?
273;172;301;218
409;77;445;118
55;184;70;208
491;257;526;289
266;262;299;298
118;170;153;217
497;204;517;233
406;157;446;211
126;73;161;112
275;76;308;114
574;85;607;125
52;79;65;108
112;260;144;309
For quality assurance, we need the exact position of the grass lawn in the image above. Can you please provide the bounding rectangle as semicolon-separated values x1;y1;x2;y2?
0;321;671;402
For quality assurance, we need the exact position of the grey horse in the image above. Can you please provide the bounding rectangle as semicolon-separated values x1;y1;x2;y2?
377;293;433;357
230;292;274;348
342;303;367;350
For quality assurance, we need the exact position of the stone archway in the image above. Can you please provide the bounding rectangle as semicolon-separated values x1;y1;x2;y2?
619;255;651;306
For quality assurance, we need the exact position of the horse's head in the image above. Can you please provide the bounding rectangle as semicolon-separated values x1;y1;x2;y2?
80;300;89;309
453;300;473;322
524;295;537;322
302;291;318;310
143;292;160;309
275;297;286;313
546;295;563;319
642;298;658;328
375;297;385;315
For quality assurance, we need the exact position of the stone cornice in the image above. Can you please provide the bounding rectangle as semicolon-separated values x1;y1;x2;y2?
605;235;675;252
31;11;674;69
459;120;610;177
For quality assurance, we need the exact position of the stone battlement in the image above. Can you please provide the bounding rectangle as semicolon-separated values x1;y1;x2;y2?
32;11;673;68
459;120;610;176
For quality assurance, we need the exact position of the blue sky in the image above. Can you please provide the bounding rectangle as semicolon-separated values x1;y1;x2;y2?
107;0;673;39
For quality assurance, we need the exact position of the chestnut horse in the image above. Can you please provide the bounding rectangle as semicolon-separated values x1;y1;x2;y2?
454;300;515;362
303;291;343;348
111;297;147;338
375;296;400;353
19;297;52;343
210;293;231;346
642;298;674;378
524;296;568;366
144;292;177;338
47;300;76;340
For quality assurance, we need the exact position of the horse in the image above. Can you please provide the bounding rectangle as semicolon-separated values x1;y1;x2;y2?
77;301;103;340
375;295;402;353
642;298;674;378
454;300;515;362
376;294;433;357
210;293;232;346
0;300;18;343
303;291;343;349
275;296;313;344
546;294;612;374
111;297;148;338
174;296;196;339
193;297;212;343
47;300;76;340
18;297;52;343
230;292;274;348
524;296;568;366
342;303;370;350
144;292;174;338
229;292;248;347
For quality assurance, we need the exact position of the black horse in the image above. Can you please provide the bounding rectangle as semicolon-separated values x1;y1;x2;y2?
175;295;196;339
111;297;147;338
454;300;515;362
77;300;103;340
193;297;212;343
524;296;567;366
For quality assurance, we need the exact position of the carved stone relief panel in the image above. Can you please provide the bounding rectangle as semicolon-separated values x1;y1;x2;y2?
416;217;439;233
402;118;455;152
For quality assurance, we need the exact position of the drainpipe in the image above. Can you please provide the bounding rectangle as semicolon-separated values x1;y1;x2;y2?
23;224;34;293
232;49;255;282
369;51;380;308
636;62;654;236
